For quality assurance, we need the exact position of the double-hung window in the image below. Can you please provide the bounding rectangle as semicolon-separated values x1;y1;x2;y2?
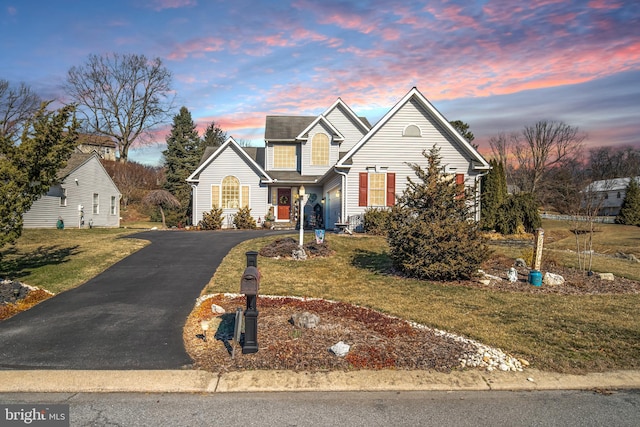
358;171;396;207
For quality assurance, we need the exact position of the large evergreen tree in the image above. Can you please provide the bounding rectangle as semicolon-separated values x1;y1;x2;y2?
200;120;226;157
616;178;640;226
481;159;508;230
1;103;79;251
162;106;201;226
387;145;488;280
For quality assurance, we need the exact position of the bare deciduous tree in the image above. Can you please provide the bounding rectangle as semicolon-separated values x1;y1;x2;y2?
65;53;174;162
0;79;42;139
588;145;640;180
513;120;585;194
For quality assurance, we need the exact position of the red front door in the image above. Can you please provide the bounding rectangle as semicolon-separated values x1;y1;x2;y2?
277;188;291;220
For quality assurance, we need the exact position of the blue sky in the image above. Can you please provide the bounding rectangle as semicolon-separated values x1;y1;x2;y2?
1;0;638;165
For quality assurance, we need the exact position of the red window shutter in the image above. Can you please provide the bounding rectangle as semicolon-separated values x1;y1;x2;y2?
359;172;368;206
386;173;395;206
455;173;465;199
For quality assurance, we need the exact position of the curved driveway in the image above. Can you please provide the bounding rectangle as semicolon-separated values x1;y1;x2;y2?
0;230;276;370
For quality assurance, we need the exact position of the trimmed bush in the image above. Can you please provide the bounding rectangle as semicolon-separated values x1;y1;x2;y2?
199;208;223;230
364;208;391;236
233;207;257;229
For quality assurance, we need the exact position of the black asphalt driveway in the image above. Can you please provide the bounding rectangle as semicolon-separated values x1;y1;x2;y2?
0;230;276;370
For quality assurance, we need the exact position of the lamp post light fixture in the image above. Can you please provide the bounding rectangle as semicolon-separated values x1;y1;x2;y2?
200;320;209;342
298;185;306;247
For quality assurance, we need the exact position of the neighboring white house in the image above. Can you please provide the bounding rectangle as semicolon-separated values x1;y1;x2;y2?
23;152;121;228
584;176;640;216
187;87;491;230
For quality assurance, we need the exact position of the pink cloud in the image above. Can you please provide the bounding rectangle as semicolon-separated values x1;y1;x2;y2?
587;0;623;10
167;37;225;60
147;0;197;11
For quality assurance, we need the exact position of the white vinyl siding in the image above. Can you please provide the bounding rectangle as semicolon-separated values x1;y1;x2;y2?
324;104;368;152
23;155;120;228
344;97;478;220
192;143;268;228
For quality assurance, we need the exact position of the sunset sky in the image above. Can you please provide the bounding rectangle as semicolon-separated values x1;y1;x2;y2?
1;0;638;165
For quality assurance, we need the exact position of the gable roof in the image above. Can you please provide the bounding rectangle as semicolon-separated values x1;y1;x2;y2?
336;87;490;170
585;176;640;192
264;116;315;142
295;115;345;141
77;133;117;148
57;152;95;180
323;98;372;132
186;137;273;183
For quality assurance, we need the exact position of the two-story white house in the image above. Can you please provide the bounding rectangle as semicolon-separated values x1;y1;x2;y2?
186;87;490;230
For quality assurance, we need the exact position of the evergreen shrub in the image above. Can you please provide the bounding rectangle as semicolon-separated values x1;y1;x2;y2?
199;208;223;230
233;207;257;229
387;146;489;280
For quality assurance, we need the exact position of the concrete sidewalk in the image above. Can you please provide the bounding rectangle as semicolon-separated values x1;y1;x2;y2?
1;369;638;393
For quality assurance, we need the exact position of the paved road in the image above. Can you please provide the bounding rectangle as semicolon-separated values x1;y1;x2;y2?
1;390;639;427
0;230;277;370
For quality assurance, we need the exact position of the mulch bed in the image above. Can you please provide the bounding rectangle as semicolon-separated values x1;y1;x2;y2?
184;294;476;373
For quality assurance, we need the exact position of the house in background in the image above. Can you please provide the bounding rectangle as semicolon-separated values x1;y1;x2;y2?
187;87;490;230
76;134;117;161
23;152;121;228
584;176;640;216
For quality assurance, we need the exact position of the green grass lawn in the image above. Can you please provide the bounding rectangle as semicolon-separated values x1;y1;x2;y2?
0;228;148;294
3;221;639;373
207;226;640;374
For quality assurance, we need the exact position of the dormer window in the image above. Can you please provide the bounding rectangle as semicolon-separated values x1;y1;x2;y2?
273;144;297;169
311;133;329;166
403;124;421;137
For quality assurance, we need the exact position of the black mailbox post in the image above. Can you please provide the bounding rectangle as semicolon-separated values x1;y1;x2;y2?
240;251;260;354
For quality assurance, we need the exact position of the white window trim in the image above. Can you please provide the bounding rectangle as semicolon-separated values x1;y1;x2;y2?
368;172;387;207
60;188;67;207
272;144;298;170
92;193;99;215
403;123;422;137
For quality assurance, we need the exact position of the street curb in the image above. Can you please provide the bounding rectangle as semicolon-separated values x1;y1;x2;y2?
0;369;638;393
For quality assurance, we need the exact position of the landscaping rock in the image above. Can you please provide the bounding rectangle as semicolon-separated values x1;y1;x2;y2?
292;248;307;260
211;304;226;314
543;272;565;286
598;272;615;281
290;311;320;329
329;341;350;357
515;258;527;268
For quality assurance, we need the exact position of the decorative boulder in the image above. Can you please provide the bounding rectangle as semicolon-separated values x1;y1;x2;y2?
290;311;320;329
211;304;226;314
329;341;350;357
515;258;527;268
598;272;615;281
543;272;565;286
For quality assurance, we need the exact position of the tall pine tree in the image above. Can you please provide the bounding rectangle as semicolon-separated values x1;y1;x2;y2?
201;120;226;157
481;159;508;230
387;145;488;280
616;178;640;226
162;107;201;226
